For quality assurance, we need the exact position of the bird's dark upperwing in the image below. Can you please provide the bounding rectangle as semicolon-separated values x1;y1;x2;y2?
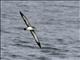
30;30;41;48
19;11;31;27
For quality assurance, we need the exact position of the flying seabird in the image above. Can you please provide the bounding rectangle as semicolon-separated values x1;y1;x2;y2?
19;11;41;48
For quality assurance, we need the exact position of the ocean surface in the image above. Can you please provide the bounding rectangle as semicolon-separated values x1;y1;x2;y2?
1;1;80;60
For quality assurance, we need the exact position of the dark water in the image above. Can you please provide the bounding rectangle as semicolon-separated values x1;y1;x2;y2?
1;1;80;60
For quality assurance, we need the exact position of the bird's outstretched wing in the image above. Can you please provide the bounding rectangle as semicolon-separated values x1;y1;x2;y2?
19;11;31;27
30;30;41;48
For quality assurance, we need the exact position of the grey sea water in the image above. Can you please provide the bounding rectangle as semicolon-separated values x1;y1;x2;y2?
1;1;80;60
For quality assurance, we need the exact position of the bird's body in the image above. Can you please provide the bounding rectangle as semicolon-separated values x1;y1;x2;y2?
27;27;34;31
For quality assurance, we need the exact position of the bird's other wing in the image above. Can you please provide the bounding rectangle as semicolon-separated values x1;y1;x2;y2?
19;11;31;27
30;30;41;48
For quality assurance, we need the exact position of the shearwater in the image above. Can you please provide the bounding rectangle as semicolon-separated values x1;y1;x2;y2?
19;11;41;48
